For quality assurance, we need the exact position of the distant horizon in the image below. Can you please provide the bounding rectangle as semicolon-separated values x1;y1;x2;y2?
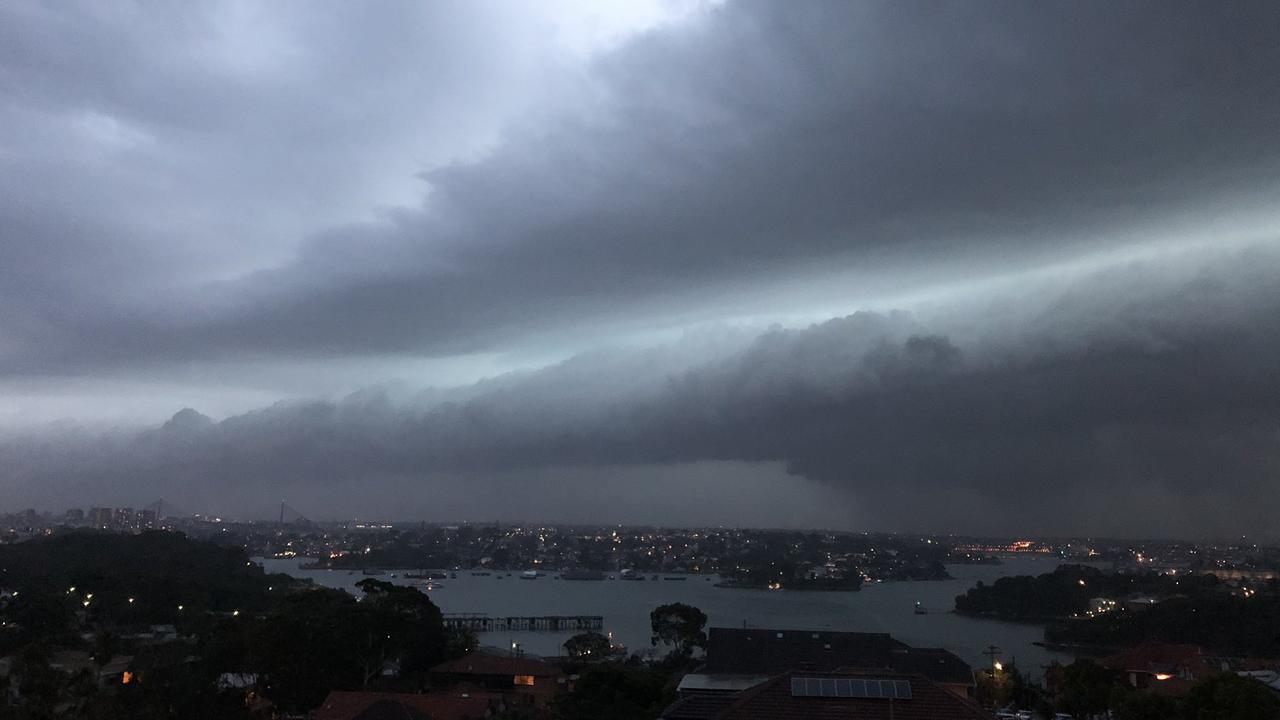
4;506;1272;547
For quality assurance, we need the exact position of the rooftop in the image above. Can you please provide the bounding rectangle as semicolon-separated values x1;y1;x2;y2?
713;671;992;720
1098;643;1209;675
311;690;503;720
703;628;974;686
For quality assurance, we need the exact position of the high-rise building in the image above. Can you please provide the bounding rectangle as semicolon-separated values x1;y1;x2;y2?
88;507;114;528
113;507;135;528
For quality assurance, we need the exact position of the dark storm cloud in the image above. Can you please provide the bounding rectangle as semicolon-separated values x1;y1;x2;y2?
4;1;1280;536
3;0;1280;372
4;244;1278;536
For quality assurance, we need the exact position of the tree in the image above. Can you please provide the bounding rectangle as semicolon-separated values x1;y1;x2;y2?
553;664;671;720
1185;673;1280;720
245;582;447;711
1059;660;1126;718
353;579;448;684
564;631;611;659
250;589;365;712
976;663;1044;710
1116;691;1181;720
445;626;478;659
650;603;707;657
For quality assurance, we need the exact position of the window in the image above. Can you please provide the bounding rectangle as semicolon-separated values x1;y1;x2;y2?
514;674;535;686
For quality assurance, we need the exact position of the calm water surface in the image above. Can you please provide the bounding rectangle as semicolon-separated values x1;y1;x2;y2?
256;555;1075;672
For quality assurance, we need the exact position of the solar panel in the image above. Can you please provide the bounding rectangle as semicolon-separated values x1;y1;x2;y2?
791;677;913;699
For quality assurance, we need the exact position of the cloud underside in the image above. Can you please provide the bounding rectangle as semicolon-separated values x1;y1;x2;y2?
2;2;1280;534
6;245;1279;535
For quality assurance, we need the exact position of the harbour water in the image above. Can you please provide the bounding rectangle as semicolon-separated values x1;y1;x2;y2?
256;555;1077;673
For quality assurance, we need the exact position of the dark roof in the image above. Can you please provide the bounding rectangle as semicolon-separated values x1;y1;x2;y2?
351;699;429;720
430;651;562;678
1098;643;1207;675
661;693;741;720
704;628;973;686
312;691;502;720
883;647;975;685
714;671;992;720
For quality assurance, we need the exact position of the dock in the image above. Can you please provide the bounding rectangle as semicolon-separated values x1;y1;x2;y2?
442;613;604;632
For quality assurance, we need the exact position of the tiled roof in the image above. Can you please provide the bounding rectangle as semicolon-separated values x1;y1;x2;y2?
714;671;992;720
429;652;562;678
704;628;973;686
1098;643;1206;674
881;647;975;685
661;693;742;720
312;690;502;720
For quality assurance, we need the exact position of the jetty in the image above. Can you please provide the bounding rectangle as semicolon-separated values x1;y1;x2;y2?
442;613;604;632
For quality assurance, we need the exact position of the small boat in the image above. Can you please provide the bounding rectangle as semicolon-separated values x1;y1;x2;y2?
914;602;928;615
520;570;538;580
471;571;492;576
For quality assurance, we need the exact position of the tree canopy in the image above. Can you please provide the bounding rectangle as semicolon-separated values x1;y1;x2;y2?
650;603;707;658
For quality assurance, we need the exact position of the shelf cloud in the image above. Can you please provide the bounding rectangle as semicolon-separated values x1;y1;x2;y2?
2;1;1279;534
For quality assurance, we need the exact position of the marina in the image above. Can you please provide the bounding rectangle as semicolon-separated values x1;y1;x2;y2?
257;555;1078;668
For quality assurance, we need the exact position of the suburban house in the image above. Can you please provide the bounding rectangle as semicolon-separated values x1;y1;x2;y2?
429;651;565;707
1096;643;1214;695
680;628;976;699
664;670;992;720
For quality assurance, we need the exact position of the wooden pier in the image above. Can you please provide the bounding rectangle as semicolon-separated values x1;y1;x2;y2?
442;613;603;632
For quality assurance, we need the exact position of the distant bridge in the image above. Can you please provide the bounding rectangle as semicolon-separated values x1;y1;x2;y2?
274;501;310;525
143;498;187;521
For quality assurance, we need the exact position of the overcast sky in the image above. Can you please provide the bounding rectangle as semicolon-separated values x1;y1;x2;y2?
3;1;1279;537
